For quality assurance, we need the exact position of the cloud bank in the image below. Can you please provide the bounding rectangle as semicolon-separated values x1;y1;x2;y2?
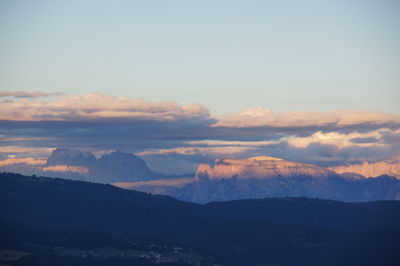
0;93;399;174
0;93;211;122
215;107;400;129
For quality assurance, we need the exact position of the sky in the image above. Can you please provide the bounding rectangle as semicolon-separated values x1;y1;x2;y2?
1;0;399;114
0;0;399;174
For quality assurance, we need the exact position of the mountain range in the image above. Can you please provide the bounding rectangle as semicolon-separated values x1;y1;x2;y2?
1;172;400;266
1;149;399;203
2;149;400;182
116;156;400;203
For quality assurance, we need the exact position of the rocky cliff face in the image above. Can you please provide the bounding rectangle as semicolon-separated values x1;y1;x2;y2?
329;162;400;179
195;156;335;180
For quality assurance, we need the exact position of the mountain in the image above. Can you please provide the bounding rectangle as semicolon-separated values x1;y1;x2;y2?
329;161;400;179
1;172;400;266
87;151;164;182
125;156;400;203
195;156;336;180
0;148;166;183
46;148;97;167
44;148;164;182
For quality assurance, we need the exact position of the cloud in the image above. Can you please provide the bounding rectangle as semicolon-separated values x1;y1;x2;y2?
251;140;400;167
138;146;255;156
113;177;194;189
2;94;398;134
0;93;212;122
186;140;278;146
215;107;400;129
0;157;47;166
286;129;391;149
350;137;380;144
0;137;48;142
0;146;53;155
0;93;399;173
0;91;65;98
42;165;89;174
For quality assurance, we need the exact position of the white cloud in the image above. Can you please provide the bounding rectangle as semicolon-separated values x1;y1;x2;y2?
215;107;400;128
0;93;211;122
286;129;394;149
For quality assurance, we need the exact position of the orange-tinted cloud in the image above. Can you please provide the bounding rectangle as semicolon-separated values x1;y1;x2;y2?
42;165;89;174
0;146;53;154
215;107;400;128
113;177;194;189
0;93;210;122
2;94;398;130
0;157;47;166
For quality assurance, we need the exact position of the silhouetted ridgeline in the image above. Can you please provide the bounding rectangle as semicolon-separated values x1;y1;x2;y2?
1;172;400;266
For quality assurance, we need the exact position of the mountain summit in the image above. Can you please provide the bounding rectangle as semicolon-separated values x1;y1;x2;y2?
88;151;163;182
46;148;97;167
195;156;334;180
44;148;164;182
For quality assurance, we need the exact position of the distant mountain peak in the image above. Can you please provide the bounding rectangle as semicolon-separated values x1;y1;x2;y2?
45;148;163;182
46;148;96;167
195;156;334;180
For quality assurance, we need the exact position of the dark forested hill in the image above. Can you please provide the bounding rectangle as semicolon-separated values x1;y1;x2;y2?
1;172;400;266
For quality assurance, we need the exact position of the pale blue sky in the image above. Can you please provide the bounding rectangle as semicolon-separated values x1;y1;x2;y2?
1;0;399;114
